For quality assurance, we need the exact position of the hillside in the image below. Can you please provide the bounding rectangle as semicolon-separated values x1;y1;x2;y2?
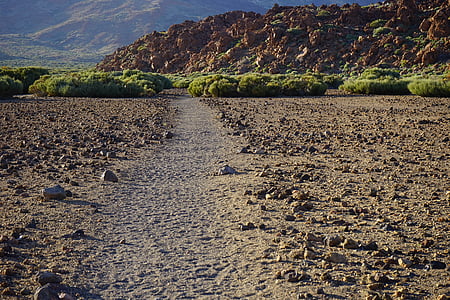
0;0;375;67
97;0;449;74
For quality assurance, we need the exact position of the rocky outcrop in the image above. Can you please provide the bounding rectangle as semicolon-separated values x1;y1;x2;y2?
97;0;449;74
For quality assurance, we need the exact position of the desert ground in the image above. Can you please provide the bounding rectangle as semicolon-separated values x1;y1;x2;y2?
0;89;449;299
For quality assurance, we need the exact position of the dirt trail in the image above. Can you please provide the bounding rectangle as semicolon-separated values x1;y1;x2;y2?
79;96;256;299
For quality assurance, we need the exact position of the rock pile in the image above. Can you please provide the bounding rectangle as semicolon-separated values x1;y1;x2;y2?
97;0;449;74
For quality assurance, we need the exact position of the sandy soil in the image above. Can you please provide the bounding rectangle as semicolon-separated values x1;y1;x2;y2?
0;90;449;299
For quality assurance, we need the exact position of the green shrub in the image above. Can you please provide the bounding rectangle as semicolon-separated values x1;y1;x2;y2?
0;66;49;93
339;79;410;95
237;74;282;97
408;80;450;97
188;74;238;97
120;70;169;94
307;81;328;95
322;74;344;89
281;78;308;96
373;27;391;37
369;19;386;28
0;75;23;96
359;67;400;80
29;71;145;97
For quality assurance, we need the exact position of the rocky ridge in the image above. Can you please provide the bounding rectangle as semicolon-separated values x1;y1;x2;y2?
97;0;449;74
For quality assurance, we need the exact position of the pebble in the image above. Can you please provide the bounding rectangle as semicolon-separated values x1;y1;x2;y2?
101;170;118;182
36;271;63;285
326;252;347;263
304;248;318;259
398;258;413;268
324;235;343;247
342;238;359;249
430;261;446;270
285;215;296;221
42;185;66;200
217;165;237;175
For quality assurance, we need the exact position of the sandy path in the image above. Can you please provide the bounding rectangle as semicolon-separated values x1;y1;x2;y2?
79;96;251;299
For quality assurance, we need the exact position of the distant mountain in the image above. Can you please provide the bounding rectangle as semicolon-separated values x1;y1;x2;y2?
97;0;449;74
0;0;377;67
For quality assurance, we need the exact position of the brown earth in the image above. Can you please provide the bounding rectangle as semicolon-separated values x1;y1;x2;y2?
0;90;449;299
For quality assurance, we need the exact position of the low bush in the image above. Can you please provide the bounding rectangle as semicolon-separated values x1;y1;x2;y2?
187;73;328;97
339;79;410;95
408;80;450;97
188;74;238;97
0;75;23;97
237;74;282;97
373;27;391;37
29;70;172;98
120;70;165;94
359;67;400;80
29;71;145;97
0;66;49;93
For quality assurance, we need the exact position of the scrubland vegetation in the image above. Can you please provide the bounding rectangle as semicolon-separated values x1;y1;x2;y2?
339;67;450;97
1;66;449;98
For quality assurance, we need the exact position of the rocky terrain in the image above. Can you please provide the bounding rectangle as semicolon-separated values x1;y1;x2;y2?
0;0;376;67
97;0;449;74
201;91;450;299
0;90;449;299
0;94;176;298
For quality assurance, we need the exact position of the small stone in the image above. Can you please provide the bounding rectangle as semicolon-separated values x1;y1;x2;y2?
343;238;359;249
33;283;60;300
285;215;296;221
305;232;322;242
36;271;63;285
367;283;384;290
101;170;118;182
320;271;332;281
326;252;347;263
304;248;318;259
324;235;343;247
398;258;413;268
70;229;85;239
421;239;434;248
289;249;304;260
1;287;15;296
217;165;237;175
362;241;378;251
106;152;117;158
42;185;66;200
163;131;174;139
430;261;446;269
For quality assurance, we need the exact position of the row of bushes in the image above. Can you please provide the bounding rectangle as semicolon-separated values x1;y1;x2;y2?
187;73;328;98
339;68;450;97
0;66;49;96
29;70;172;98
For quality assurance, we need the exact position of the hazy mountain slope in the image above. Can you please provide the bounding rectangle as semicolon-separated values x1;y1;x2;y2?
0;0;376;67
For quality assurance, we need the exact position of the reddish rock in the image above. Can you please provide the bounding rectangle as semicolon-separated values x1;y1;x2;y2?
96;0;449;74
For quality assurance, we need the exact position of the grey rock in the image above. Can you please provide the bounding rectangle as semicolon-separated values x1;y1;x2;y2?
342;238;359;249
106;151;117;158
217;165;237;175
326;252;347;263
324;235;343;247
34;284;59;300
36;272;63;286
42;185;66;200
101;170;118;182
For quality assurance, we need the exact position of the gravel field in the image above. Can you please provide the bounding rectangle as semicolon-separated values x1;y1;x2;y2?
0;90;449;299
